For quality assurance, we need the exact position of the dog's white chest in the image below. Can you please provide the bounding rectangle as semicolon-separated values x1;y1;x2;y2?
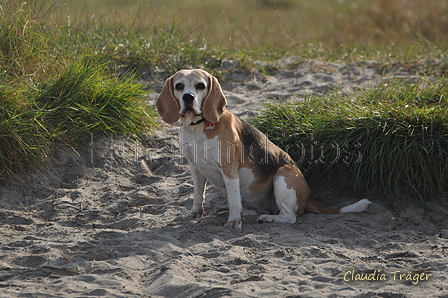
179;126;257;198
179;127;220;165
180;129;227;189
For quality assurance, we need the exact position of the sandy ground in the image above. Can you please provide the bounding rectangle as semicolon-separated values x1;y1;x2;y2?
1;59;448;297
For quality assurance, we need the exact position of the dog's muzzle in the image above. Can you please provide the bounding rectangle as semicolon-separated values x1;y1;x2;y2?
181;93;200;116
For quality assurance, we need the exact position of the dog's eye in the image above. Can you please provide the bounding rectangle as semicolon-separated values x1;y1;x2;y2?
196;83;206;90
175;83;184;90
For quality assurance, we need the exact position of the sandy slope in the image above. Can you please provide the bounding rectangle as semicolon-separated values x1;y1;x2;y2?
1;59;447;297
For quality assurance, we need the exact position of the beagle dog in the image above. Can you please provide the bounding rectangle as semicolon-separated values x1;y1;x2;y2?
156;69;371;228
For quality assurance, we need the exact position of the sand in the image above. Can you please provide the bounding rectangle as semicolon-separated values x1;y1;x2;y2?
1;59;447;297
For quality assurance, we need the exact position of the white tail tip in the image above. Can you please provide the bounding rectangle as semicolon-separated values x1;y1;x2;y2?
340;199;372;213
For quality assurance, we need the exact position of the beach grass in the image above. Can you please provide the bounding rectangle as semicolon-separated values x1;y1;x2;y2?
0;59;156;183
0;1;158;182
0;85;50;182
34;59;156;142
252;78;448;205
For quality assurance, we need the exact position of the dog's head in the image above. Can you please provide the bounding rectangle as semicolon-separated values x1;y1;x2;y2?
156;69;227;124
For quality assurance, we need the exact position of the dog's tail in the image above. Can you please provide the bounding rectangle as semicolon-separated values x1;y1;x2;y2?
305;198;372;214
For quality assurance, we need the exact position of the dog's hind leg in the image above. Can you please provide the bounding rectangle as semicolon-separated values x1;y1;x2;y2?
257;164;310;224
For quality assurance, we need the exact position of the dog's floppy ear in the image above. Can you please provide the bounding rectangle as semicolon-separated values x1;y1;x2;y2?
202;75;227;123
156;77;180;124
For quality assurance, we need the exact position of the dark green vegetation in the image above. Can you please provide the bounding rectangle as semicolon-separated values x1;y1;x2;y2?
253;79;448;204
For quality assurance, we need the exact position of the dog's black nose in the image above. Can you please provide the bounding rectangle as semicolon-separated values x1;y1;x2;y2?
182;93;194;102
182;93;195;102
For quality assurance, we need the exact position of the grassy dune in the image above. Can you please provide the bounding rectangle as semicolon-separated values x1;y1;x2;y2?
1;0;447;202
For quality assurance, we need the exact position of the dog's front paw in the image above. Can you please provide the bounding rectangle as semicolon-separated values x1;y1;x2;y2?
257;214;275;223
186;209;203;219
224;218;242;229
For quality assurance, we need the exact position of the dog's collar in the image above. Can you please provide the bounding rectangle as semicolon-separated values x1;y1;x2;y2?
189;117;206;126
184;117;215;130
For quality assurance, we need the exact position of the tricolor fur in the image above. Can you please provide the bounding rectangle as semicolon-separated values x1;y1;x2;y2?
156;69;371;228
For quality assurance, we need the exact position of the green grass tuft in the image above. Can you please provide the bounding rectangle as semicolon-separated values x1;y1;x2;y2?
0;60;157;183
34;59;157;144
0;85;49;182
253;78;448;205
